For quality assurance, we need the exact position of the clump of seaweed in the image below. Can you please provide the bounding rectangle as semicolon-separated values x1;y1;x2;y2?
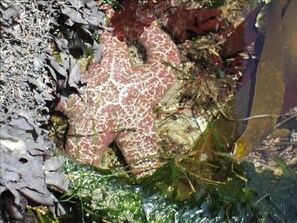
0;0;67;220
0;0;105;221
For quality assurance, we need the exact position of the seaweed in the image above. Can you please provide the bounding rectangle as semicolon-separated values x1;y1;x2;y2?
57;159;256;222
109;1;225;43
233;0;290;161
164;4;225;43
281;0;297;114
190;0;297;164
55;158;297;223
220;4;262;59
0;0;106;221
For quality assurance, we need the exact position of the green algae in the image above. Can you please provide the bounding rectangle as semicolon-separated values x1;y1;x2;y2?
34;156;295;223
58;159;257;223
27;156;297;223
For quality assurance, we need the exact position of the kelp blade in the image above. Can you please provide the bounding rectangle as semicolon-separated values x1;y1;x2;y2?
189;1;293;167
233;0;285;161
281;0;297;113
282;0;297;84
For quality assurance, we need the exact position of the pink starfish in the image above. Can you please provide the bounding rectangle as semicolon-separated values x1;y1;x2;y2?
57;23;180;177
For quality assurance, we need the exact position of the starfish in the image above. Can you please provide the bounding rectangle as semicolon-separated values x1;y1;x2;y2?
57;23;180;177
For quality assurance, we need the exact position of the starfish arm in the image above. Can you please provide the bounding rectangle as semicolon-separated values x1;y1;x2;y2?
58;93;118;166
85;32;133;86
132;23;180;105
116;129;159;178
139;23;180;66
67;124;117;167
133;64;177;106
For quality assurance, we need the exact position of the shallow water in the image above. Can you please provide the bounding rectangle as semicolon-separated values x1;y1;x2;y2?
37;0;297;222
61;1;297;222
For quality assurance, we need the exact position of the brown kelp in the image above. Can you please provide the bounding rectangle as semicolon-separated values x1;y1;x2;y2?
188;0;297;172
281;0;297;114
232;0;286;161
